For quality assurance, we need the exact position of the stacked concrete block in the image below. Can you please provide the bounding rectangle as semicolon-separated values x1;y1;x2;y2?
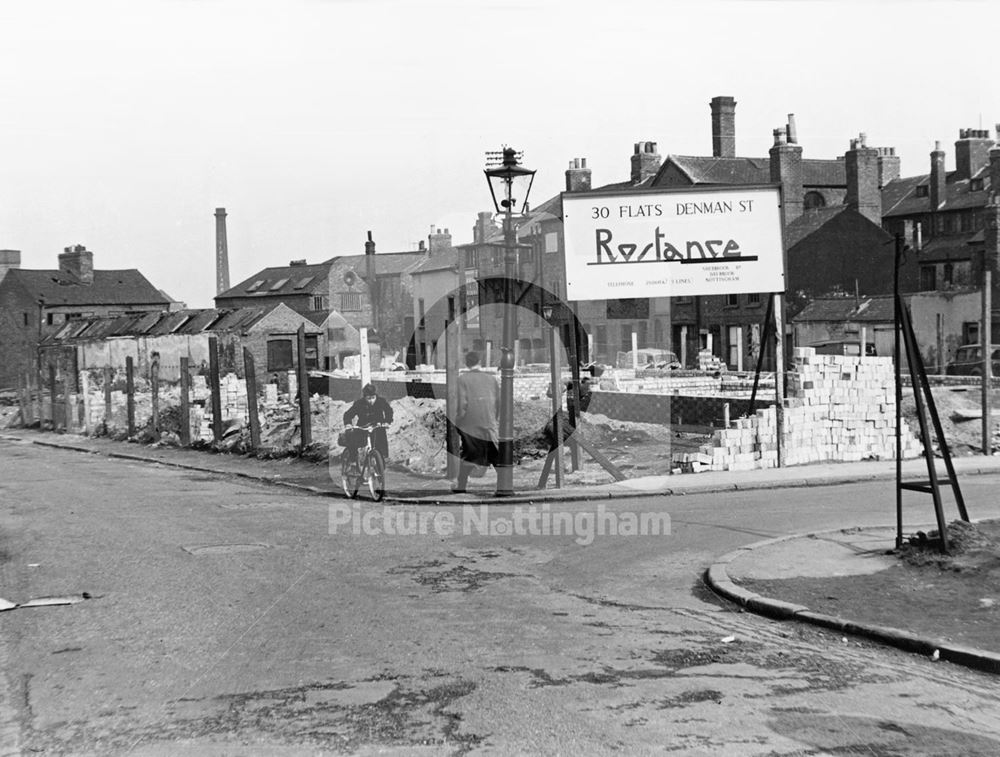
219;372;249;422
264;383;279;405
674;347;922;473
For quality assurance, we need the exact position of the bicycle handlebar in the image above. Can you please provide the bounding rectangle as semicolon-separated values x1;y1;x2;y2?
342;423;391;432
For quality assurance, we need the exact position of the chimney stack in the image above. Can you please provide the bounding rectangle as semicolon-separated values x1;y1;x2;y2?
565;157;592;192
990;145;1000;202
0;249;20;284
844;133;881;224
955;128;993;181
876;146;900;186
215;208;230;295
58;244;94;285
770;125;803;227
630;141;661;184
710;96;737;158
930;141;947;211
428;226;453;256
473;211;495;245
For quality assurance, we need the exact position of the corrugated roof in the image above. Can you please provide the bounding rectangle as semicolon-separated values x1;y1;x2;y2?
4;268;170;306
411;249;461;275
783;206;849;249
915;232;982;262
882;166;993;217
217;259;333;300
334;250;428;276
41;306;289;343
657;155;845;187
793;295;897;323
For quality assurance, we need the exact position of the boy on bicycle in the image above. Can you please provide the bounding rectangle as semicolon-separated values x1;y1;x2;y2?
342;383;393;463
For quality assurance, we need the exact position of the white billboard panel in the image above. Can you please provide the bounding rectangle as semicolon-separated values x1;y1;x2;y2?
562;186;785;301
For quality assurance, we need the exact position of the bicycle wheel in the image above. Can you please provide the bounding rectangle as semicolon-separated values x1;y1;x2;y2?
341;450;360;498
367;449;386;501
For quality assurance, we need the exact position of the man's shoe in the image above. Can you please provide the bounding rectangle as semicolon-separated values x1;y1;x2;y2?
451;486;466;494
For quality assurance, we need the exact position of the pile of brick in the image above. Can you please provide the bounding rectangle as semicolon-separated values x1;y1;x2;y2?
673;348;922;473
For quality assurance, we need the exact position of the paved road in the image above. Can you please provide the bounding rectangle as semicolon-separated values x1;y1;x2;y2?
2;438;999;755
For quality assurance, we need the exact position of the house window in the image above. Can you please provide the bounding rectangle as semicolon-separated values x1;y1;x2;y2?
23;312;29;326
971;178;985;192
920;266;937;291
312;295;329;311
329;327;346;341
635;321;648;348
748;292;761;305
304;335;319;369
962;321;980;346
725;293;739;307
267;339;294;371
943;262;954;286
915;185;929;198
340;292;362;312
803;191;826;210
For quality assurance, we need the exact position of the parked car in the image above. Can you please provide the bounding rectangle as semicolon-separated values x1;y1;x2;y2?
945;344;1000;376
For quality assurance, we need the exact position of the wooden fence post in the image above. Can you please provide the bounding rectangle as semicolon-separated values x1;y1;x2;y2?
150;353;160;435
243;348;261;452
103;366;112;428
209;336;223;443
445;317;459;480
80;371;91;434
179;356;191;447
48;363;57;431
63;371;73;433
126;356;135;437
297;324;312;450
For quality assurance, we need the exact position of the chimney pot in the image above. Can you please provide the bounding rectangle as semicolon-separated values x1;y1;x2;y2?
786;114;798;144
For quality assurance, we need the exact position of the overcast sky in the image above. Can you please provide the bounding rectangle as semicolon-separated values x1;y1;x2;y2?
1;0;996;308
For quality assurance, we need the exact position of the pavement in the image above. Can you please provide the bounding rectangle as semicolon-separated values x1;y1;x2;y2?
4;425;1000;676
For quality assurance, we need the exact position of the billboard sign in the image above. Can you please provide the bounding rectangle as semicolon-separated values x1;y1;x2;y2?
562;185;784;301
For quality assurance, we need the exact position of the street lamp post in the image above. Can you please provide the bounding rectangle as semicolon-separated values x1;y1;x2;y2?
485;146;535;496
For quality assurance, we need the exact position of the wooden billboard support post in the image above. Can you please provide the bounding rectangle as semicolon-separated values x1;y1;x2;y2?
982;267;993;456
208;336;223;444
243;348;261;452
125;356;136;437
773;293;786;468
46;363;56;430
150;352;160;436
103;366;112;428
296;323;312;451
179;356;191;447
444;315;460;481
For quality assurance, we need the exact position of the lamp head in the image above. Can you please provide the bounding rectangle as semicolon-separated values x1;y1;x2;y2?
484;146;535;216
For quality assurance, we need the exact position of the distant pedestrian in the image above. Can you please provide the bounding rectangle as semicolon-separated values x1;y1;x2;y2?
453;351;500;493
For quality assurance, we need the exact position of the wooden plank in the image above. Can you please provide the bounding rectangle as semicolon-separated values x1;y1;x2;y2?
243;348;261;452
179;356;191;447
125;357;135;437
297;324;312;450
208;336;223;443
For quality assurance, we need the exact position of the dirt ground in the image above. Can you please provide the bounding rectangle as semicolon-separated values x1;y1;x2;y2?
900;386;1000;455
741;519;1000;653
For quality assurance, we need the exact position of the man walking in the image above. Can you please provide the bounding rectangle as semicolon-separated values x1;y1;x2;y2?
453;351;500;493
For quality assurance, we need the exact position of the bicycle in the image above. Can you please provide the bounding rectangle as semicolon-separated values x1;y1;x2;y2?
339;423;389;501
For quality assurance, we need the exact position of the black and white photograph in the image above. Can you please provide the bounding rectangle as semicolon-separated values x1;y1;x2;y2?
2;0;1000;754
